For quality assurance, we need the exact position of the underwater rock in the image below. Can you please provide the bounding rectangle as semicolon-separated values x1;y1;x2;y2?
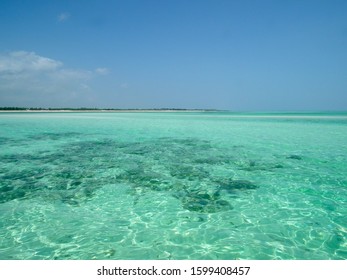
287;155;303;160
179;191;232;213
240;160;285;171
29;132;81;141
169;164;209;180
0;181;37;203
0;189;26;203
216;179;258;192
193;154;233;165
0;137;247;206
0;137;9;145
120;142;152;155
133;172;172;191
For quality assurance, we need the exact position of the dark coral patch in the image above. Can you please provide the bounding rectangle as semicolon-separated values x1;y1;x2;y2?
180;191;233;213
287;155;303;160
216;179;258;192
0;137;261;209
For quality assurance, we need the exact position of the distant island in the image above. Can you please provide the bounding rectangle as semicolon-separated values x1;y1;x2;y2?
0;107;220;112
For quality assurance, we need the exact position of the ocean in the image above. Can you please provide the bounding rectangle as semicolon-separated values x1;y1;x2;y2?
0;112;346;259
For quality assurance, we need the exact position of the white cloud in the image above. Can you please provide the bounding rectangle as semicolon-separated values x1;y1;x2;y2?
95;67;109;75
80;83;91;90
0;51;102;107
51;69;92;80
58;12;70;22
0;51;62;73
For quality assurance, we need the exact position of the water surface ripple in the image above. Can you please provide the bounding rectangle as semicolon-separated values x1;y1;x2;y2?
0;112;346;259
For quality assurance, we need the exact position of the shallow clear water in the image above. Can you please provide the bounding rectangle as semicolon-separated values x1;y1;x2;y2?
0;112;346;260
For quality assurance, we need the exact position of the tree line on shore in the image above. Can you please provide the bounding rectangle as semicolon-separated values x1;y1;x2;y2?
0;107;217;111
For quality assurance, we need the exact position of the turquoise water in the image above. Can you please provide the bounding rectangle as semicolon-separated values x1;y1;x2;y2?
0;112;346;260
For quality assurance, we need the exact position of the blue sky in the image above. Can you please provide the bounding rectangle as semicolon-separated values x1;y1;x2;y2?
0;0;346;110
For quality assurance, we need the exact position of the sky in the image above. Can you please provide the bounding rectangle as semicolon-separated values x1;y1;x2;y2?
0;0;346;111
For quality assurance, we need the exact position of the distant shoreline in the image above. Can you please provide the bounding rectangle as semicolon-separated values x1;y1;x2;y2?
0;108;219;113
0;108;346;116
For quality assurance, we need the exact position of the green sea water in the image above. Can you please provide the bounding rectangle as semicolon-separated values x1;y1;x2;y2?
0;112;346;260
